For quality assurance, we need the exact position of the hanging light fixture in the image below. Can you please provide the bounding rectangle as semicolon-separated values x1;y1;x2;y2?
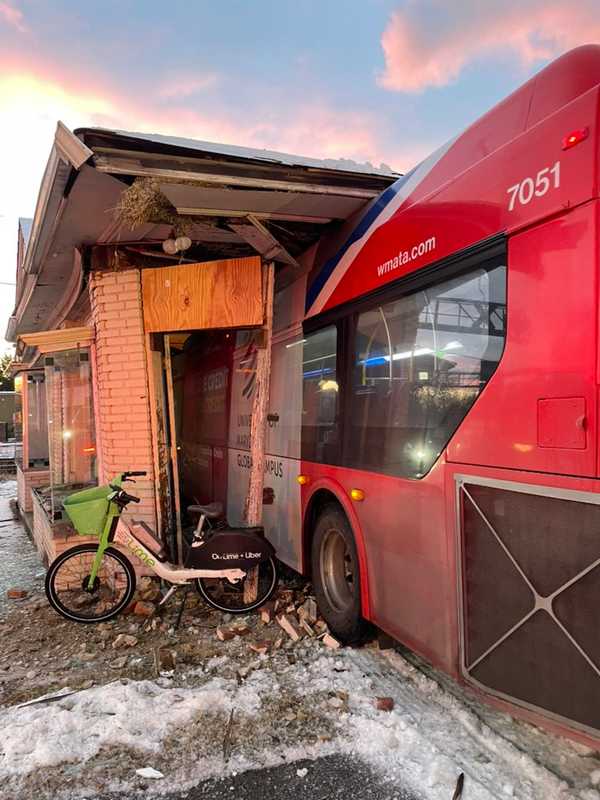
162;238;178;255
175;235;192;252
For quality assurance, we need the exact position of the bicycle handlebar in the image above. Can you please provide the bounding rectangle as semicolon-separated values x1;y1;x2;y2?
122;470;147;480
109;485;141;506
120;491;140;504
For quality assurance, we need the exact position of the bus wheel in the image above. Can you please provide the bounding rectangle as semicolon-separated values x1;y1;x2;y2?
311;504;367;644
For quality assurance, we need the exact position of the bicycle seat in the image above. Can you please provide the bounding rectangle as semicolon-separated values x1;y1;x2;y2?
187;502;223;519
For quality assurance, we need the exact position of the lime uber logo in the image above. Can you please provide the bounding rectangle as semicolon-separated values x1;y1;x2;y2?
123;535;155;567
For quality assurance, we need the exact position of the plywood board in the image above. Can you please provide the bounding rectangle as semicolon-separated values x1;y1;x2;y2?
141;256;263;333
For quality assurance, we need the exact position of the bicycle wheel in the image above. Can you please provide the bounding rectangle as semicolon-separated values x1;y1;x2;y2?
45;544;136;623
195;557;278;614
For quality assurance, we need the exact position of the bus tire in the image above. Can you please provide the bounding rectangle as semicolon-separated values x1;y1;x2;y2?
311;504;367;644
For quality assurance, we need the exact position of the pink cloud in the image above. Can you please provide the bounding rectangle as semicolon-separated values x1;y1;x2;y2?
157;73;220;100
0;57;421;173
379;0;600;92
0;1;26;33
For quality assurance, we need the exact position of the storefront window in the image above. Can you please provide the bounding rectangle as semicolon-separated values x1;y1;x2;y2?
13;376;23;467
13;371;49;470
45;349;97;518
26;373;49;468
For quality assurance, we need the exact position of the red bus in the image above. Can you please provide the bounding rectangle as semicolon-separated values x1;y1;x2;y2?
227;45;600;746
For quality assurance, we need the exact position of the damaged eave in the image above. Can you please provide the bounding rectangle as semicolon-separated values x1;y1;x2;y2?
8;122;399;342
6;123;93;342
93;154;383;199
23;122;93;278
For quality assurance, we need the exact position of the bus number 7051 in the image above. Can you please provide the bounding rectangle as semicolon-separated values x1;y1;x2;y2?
506;161;561;211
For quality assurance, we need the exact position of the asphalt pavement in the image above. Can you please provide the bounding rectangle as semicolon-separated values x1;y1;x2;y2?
100;754;420;800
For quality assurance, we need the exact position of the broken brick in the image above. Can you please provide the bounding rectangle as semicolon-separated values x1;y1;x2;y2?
300;618;316;638
276;613;303;642
232;625;252;637
133;601;156;617
322;633;341;650
112;634;138;649
298;597;318;625
374;696;394;712
249;641;270;655
259;601;275;624
6;589;28;600
216;627;236;642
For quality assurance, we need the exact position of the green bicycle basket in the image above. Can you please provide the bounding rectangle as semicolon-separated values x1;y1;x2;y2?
63;484;114;537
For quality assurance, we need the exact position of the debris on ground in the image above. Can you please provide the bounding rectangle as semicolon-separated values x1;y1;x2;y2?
276;612;303;642
1;521;598;800
259;601;275;624
216;626;236;642
135;766;165;780
6;588;28;600
322;632;341;649
154;646;176;676
374;696;394;712
133;600;156;617
298;597;318;625
452;772;465;800
248;641;270;655
112;633;139;649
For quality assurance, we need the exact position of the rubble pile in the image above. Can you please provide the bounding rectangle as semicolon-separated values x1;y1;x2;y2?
0;573;341;708
216;586;341;655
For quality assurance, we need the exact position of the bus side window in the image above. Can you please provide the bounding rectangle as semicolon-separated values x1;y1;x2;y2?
301;326;339;464
346;261;506;478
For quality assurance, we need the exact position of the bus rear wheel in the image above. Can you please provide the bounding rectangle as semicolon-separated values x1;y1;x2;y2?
311;504;367;644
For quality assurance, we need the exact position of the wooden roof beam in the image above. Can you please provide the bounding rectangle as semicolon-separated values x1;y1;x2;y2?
93;157;381;199
228;216;299;268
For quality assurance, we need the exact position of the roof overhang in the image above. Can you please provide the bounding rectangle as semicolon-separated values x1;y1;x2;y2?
7;124;398;341
18;326;94;354
23;123;93;278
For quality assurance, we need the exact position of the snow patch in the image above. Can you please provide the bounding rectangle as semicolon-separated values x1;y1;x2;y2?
1;642;594;799
0;677;260;777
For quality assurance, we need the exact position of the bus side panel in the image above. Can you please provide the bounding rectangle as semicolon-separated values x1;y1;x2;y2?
262;335;303;570
226;326;303;571
301;458;455;673
447;201;599;477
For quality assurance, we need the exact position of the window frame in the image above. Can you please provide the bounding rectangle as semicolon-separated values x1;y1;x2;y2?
302;234;507;476
300;323;343;465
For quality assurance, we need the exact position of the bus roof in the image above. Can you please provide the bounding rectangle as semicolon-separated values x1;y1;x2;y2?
306;45;600;318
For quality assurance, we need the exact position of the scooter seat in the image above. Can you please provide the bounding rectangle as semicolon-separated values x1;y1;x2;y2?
187;502;223;519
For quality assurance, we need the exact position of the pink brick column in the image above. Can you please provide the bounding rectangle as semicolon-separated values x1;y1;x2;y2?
89;269;157;530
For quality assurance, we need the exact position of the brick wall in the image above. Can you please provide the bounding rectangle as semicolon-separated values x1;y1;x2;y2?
16;464;51;514
32;489;57;564
89;269;157;531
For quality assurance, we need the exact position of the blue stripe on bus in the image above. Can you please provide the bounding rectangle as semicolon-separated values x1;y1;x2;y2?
305;165;419;313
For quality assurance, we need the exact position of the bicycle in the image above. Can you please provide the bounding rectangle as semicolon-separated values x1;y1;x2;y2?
45;471;278;624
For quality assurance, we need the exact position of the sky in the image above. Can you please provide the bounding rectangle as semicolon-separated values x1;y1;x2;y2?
1;0;600;351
